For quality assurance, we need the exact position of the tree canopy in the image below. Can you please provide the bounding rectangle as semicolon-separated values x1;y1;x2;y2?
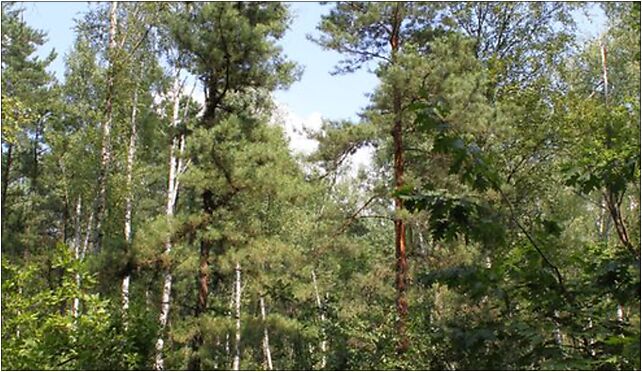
1;2;640;370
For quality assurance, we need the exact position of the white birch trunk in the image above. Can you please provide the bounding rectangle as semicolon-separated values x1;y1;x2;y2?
260;295;273;370
417;229;426;257
600;41;626;328
154;271;172;370
176;82;196;178
588;317;596;356
553;310;562;345
92;1;118;253
154;74;184;371
121;274;131;314
311;270;327;369
225;332;230;365
233;263;242;371
16;286;22;337
600;42;609;102
213;336;220;370
72;197;83;319
122;87;139;315
82;211;93;258
226;289;233;366
597;198;611;241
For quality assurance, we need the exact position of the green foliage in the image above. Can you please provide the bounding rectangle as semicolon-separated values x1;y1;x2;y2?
561;98;639;196
1;243;146;370
401;189;504;248
1;2;639;371
167;2;300;121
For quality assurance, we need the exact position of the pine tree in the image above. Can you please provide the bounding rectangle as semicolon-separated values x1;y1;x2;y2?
155;3;299;369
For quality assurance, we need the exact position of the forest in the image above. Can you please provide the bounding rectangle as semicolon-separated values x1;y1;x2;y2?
1;2;640;370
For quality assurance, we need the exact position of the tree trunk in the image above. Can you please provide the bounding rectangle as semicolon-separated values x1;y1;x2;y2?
599;45;638;338
311;270;327;369
72;197;83;319
16;286;22;337
601;42;609;103
597;198;611;241
122;86;139;316
233;263;242;371
417;226;427;258
225;289;233;367
587;317;596;356
553;310;562;345
82;211;94;256
154;270;172;371
197;241;210;314
605;192;635;256
92;1;118;253
260;295;273;371
187;235;210;370
32;124;40;194
73;204;92;321
154;74;184;371
1;142;13;231
62;185;70;244
389;3;409;354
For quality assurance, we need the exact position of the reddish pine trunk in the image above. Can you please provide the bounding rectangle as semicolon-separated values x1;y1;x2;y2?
198;237;210;313
390;3;409;354
188;190;214;371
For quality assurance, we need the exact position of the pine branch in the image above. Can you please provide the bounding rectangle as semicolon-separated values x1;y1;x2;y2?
333;193;379;237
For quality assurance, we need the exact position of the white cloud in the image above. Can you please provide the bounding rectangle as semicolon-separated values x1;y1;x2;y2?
272;101;323;156
350;146;374;174
272;100;373;176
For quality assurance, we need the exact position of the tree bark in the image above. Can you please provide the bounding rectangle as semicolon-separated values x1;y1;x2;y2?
92;1;118;253
72;196;83;319
260;295;273;370
601;42;609;103
233;262;242;371
225;289;233;367
587;317;596;356
154;74;184;371
82;211;94;256
122;86;139;316
553;310;562;345
597;198;611;241
32;123;40;194
389;2;409;354
1;142;13;231
154;270;172;370
605;192;635;256
311;270;327;369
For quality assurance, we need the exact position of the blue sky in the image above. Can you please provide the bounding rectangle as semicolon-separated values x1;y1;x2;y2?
21;2;607;121
21;2;607;161
21;2;378;122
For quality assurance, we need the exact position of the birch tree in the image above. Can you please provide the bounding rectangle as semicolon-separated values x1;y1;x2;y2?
154;71;190;371
91;1;118;253
259;295;273;370
233;262;242;371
